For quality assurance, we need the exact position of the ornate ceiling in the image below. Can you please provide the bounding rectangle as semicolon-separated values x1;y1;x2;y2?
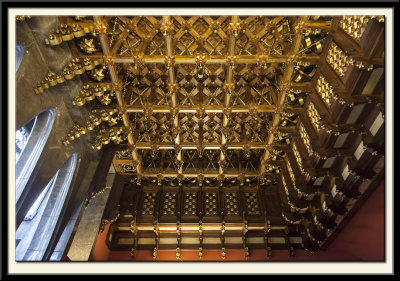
32;15;385;259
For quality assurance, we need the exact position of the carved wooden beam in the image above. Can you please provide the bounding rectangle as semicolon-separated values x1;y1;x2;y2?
125;101;307;114
94;16;142;175
163;16;183;175
129;142;290;150
140;170;260;178
112;54;321;65
219;16;237;178
259;16;309;177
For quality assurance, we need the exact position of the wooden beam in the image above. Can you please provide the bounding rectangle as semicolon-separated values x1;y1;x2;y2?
124;142;289;150
163;16;183;174
219;16;237;177
139;171;260;178
94;16;142;175
112;54;320;65
259;16;309;177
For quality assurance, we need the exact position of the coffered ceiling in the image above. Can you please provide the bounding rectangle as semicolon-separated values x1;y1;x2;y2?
32;15;385;256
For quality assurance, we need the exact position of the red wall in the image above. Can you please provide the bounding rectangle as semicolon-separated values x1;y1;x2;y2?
90;181;384;261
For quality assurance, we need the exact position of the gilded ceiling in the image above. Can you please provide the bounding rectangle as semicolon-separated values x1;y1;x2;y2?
30;15;385;256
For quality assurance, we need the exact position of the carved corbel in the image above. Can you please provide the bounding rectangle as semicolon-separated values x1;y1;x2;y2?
62;124;87;146
16;16;32;21
45;23;93;46
35;57;101;94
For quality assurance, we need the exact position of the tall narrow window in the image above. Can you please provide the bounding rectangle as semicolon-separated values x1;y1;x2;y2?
16;108;55;203
15;116;35;161
16;43;24;72
16;153;78;261
23;173;57;221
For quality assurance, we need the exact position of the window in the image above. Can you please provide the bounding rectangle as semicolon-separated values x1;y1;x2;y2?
16;116;35;161
16;108;55;203
23;173;57;221
16;153;78;261
16;43;24;72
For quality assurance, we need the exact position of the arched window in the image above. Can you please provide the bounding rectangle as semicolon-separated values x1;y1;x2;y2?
15;115;35;161
16;108;55;203
16;153;78;261
23;172;57;221
16;43;24;72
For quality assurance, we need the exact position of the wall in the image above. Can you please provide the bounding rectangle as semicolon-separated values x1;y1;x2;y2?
15;17;102;259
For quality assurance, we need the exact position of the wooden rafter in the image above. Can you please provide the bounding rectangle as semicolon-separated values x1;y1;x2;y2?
259;16;309;177
94;16;142;174
219;16;237;177
163;16;183;174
